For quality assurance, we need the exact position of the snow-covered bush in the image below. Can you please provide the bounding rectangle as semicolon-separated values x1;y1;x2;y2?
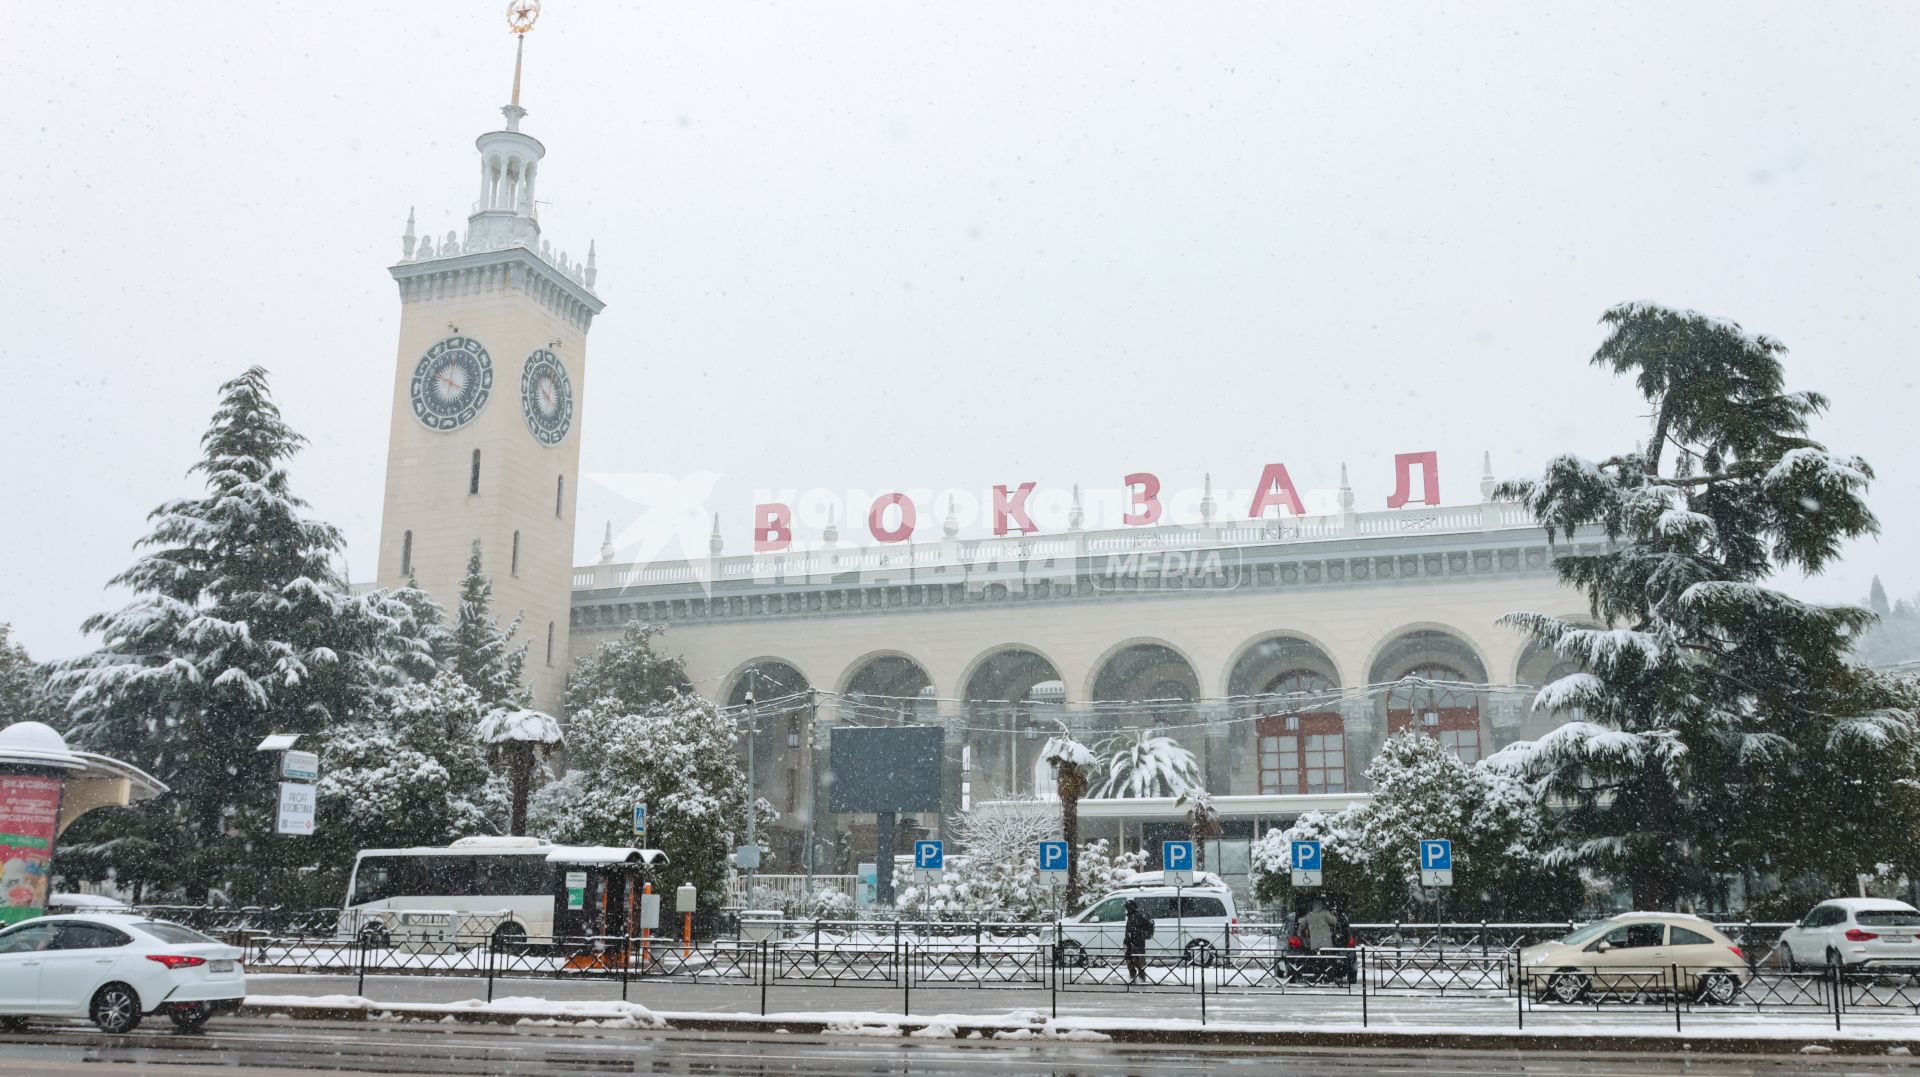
317;669;507;855
529;690;770;915
896;801;1143;922
1248;732;1579;919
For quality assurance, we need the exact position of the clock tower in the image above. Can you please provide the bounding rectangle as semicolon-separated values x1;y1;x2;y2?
375;8;603;712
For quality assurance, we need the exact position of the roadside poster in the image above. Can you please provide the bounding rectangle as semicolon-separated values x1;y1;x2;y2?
0;774;64;925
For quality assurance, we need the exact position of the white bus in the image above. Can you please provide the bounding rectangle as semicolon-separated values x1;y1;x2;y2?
340;836;669;945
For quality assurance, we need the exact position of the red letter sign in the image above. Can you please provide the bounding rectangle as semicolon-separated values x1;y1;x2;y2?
1387;451;1441;508
993;482;1038;536
1247;463;1305;517
868;493;917;543
752;503;793;552
1123;472;1163;526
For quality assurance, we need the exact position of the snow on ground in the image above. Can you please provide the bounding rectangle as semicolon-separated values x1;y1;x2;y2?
245;991;1917;1044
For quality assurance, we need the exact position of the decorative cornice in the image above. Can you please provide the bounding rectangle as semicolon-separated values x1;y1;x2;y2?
390;245;605;330
569;525;1581;631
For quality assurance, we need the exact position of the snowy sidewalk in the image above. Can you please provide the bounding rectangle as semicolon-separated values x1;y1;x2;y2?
241;974;1920;1053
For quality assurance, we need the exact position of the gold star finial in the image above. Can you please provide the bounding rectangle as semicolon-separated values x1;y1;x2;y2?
507;1;541;36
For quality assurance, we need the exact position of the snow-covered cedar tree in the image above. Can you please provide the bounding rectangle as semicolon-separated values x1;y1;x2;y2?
450;541;530;710
315;669;508;863
51;367;375;904
0;623;52;724
478;705;562;835
1040;733;1097;908
1091;730;1200;799
898;799;1145;922
563;623;693;716
353;579;455;698
1248;733;1580;919
527;690;770;917
1492;303;1920;909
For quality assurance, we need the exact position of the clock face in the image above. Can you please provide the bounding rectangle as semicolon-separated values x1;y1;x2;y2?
409;337;494;431
520;349;574;446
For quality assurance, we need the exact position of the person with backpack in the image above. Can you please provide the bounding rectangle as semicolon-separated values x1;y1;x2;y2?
1123;898;1155;983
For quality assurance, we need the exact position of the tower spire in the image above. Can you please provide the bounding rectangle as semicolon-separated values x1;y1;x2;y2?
502;1;540;131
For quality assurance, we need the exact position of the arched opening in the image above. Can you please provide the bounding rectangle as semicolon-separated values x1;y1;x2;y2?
1227;636;1346;794
1514;637;1591;743
840;654;935;724
1370;629;1490;764
1091;642;1200;729
963;648;1066;799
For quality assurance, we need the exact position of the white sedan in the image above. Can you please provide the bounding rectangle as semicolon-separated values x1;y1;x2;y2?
0;913;246;1033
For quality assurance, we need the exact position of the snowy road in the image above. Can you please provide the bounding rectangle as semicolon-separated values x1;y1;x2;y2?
2;1020;1917;1076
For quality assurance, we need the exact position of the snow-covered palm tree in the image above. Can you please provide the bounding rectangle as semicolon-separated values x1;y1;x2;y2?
479;707;562;835
1041;733;1098;909
1092;731;1200;799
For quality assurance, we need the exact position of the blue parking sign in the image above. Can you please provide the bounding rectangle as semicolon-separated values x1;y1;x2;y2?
632;801;647;838
1419;839;1452;870
915;839;944;870
1292;840;1322;871
1038;840;1069;872
1163;840;1195;872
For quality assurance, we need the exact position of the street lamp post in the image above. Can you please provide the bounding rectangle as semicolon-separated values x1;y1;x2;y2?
744;688;758;898
804;689;818;893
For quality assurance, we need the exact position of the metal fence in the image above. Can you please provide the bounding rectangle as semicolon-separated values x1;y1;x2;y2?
237;919;1920;1031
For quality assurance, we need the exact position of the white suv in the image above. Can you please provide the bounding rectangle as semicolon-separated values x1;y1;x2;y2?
1054;873;1238;966
1776;898;1920;972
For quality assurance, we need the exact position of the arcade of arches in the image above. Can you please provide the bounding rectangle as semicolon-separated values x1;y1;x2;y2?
716;625;1587;874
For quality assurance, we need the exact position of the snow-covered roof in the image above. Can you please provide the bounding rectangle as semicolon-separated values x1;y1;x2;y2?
1118;869;1229;891
0;721;86;770
451;835;549;849
48;892;131;910
545;846;669;867
1816;897;1918;911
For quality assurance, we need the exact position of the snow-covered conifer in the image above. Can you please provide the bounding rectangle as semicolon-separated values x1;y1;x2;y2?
52;367;364;901
450;542;529;710
1493;303;1919;907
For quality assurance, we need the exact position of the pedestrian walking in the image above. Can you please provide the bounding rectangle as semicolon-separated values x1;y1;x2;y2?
1123;898;1154;983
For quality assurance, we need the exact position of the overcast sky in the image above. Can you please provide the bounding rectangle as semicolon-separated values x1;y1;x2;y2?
3;1;1915;660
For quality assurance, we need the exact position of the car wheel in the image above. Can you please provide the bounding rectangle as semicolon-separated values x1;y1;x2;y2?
1183;939;1217;968
1696;970;1739;1005
1546;970;1589;1004
90;983;143;1034
1054;940;1087;968
491;922;528;949
168;1003;213;1032
1826;948;1844;980
1778;944;1799;972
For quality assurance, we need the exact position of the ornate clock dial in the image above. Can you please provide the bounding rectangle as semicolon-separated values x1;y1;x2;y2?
520;349;574;446
409;337;494;431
